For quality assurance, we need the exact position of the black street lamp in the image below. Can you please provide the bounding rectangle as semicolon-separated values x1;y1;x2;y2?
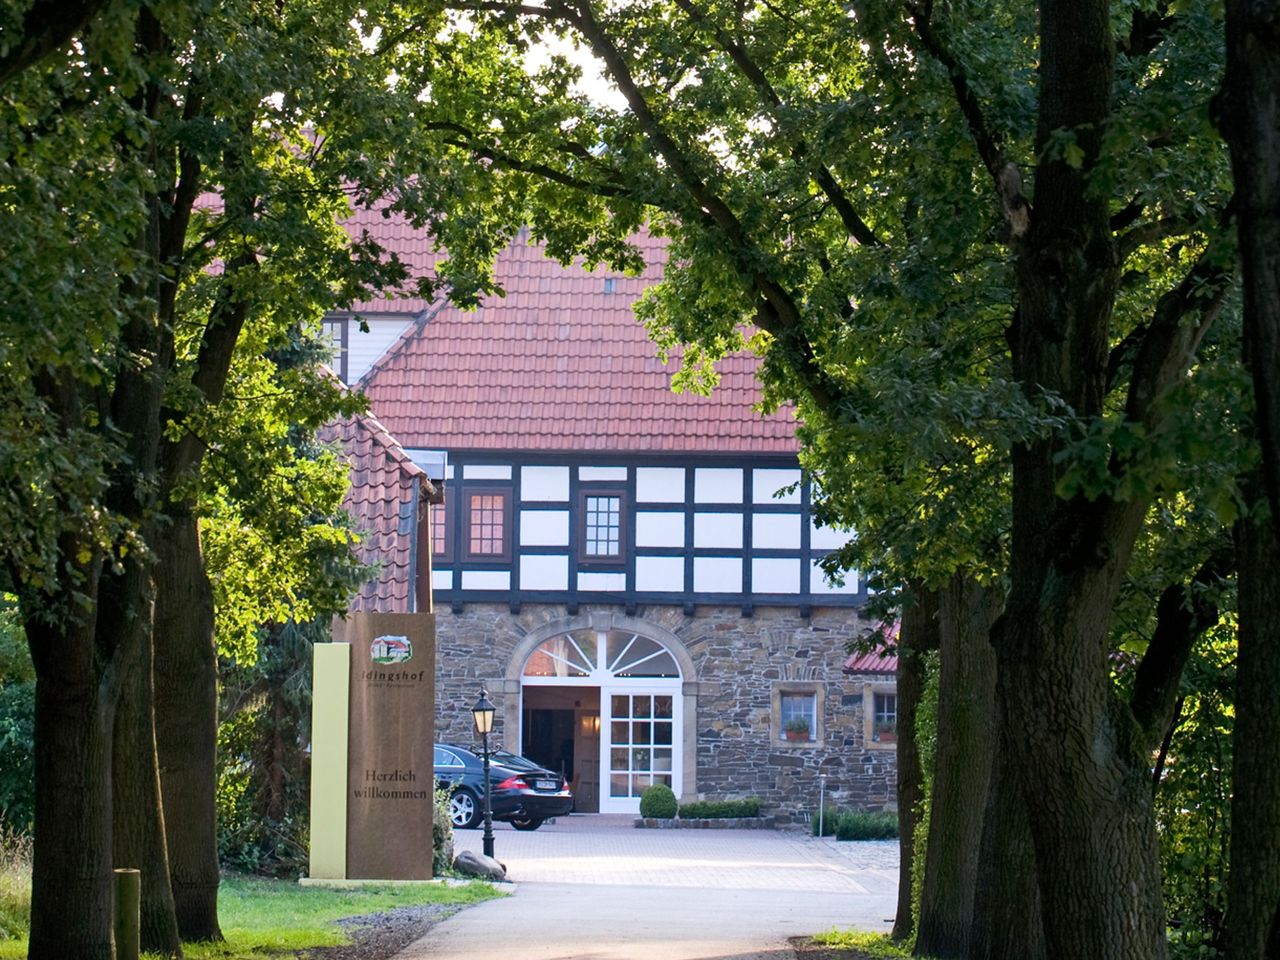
471;689;497;859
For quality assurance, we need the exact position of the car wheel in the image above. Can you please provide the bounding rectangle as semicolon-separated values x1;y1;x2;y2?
449;789;481;829
510;816;543;831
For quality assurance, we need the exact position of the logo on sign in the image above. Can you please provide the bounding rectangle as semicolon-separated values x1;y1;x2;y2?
371;635;413;664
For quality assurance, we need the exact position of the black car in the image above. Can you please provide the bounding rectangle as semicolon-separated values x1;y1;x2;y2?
434;743;573;831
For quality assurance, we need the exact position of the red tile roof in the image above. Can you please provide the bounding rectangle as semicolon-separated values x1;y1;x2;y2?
348;214;801;454
321;409;433;612
843;621;899;674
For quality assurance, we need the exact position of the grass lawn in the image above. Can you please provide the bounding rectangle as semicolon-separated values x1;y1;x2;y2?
0;874;502;960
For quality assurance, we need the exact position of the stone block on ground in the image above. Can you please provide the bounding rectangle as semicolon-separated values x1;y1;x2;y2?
453;849;507;880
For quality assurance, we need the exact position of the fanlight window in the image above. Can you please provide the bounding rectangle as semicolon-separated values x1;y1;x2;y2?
522;629;681;679
606;631;679;677
522;631;596;677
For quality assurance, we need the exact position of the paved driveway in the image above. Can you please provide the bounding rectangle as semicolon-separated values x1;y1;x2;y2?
395;815;898;960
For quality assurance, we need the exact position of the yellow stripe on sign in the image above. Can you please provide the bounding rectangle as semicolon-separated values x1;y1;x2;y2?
309;642;351;879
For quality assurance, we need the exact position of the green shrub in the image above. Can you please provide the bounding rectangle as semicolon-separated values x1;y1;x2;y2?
433;784;455;875
834;810;899;841
0;683;34;835
811;805;841;837
677;797;762;819
639;783;677;819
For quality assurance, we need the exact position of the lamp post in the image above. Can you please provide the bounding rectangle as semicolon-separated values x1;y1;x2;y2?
471;689;497;859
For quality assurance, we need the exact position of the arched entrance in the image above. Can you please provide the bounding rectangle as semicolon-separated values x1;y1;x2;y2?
514;617;690;814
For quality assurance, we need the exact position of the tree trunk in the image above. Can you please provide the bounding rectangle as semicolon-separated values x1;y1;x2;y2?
1001;565;1168;959
109;569;182;957
1220;0;1280;536
1225;500;1280;960
892;587;939;942
26;614;118;960
969;653;1045;960
154;510;224;943
915;575;999;959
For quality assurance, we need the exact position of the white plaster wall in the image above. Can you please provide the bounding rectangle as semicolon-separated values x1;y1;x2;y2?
519;510;570;546
694;556;743;593
462;464;512;480
809;519;851;550
635;512;685;548
694;512;743;549
694;468;744;503
579;466;627;482
432;569;453;591
635;556;685;592
751;557;801;594
636;467;685;502
347;318;411;382
752;513;802;549
461;570;511;590
578;571;627;591
809;561;859;594
520;555;569;590
521;466;570;501
752;468;802;504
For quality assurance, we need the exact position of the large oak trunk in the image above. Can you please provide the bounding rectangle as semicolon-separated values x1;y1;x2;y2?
969;659;1044;960
26;617;118;960
891;587;939;942
1221;0;1280;535
1225;502;1280;960
154;510;223;942
109;570;182;956
1001;559;1167;959
915;576;998;959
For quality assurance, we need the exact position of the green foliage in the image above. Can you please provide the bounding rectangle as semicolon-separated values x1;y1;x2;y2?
783;717;811;735
0;687;33;837
0;824;32;942
912;651;941;944
218;620;335;877
1154;624;1236;958
677;797;762;819
433;784;455;876
638;783;678;819
811;929;914;957
0;600;32;835
811;809;898;840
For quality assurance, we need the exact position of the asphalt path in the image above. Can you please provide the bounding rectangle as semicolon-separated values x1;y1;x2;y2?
394;815;898;960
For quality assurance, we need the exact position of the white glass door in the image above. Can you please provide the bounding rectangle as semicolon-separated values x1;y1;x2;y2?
600;687;681;813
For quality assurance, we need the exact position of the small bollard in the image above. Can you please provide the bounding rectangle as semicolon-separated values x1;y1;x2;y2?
818;773;827;838
113;868;141;960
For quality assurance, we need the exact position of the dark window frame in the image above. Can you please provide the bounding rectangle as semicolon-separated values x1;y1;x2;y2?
430;499;452;562
577;486;627;569
321;316;349;382
462;485;513;562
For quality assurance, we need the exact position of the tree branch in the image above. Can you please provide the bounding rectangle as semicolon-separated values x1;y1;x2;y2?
1116;213;1203;261
1130;542;1233;748
1123;250;1234;430
563;0;845;412
669;0;882;247
0;0;113;88
905;0;1005;181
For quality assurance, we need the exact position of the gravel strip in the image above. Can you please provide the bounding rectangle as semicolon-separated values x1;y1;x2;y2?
300;903;470;960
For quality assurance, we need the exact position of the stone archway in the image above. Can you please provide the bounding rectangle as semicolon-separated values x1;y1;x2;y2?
504;612;699;807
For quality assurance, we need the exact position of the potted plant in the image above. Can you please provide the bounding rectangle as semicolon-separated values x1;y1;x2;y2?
875;720;897;743
783;717;811;742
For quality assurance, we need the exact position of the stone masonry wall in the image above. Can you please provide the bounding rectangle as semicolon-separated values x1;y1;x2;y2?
432;602;897;823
